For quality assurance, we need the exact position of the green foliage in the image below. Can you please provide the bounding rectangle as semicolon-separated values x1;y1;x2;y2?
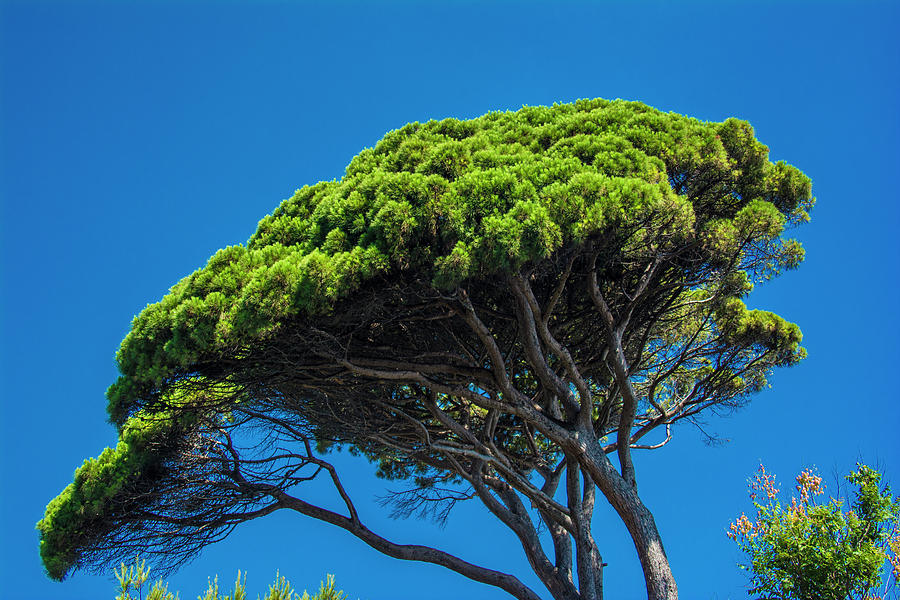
261;573;294;600
102;98;812;426
111;559;346;600
37;411;187;581
260;572;347;600
728;464;900;600
114;557;179;600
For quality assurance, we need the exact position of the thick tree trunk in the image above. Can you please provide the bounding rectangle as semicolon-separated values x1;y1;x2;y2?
613;492;677;600
571;437;678;600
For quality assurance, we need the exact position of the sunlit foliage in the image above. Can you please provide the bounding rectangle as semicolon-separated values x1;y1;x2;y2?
729;465;900;600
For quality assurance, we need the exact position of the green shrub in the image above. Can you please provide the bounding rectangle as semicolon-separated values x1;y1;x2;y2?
113;557;348;600
728;464;900;600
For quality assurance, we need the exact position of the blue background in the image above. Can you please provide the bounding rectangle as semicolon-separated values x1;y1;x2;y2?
1;1;898;599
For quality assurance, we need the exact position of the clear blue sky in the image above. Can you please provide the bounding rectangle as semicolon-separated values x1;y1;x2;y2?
1;1;898;599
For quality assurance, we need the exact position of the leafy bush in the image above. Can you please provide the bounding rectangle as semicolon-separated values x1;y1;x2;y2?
728;464;900;599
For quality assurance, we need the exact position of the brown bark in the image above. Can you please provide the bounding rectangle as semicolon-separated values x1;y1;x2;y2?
274;491;546;600
570;435;678;600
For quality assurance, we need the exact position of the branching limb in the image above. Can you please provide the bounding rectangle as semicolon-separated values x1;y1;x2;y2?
473;465;579;600
456;289;518;399
501;280;576;420
588;252;640;488
538;459;573;584
581;467;604;600
511;275;593;428
266;486;544;600
543;252;577;326
567;459;599;600
630;424;673;451
425;395;574;530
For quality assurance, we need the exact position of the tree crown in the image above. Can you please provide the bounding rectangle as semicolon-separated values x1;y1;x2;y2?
105;98;810;425
40;98;813;587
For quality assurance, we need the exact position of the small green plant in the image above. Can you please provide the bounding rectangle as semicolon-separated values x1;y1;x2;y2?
262;572;293;600
299;574;346;600
114;557;178;600
112;560;347;600
728;464;900;600
197;572;247;600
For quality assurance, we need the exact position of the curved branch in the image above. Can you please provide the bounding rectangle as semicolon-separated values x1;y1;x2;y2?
267;487;544;600
424;395;574;530
511;275;593;427
469;464;579;600
630;423;673;451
